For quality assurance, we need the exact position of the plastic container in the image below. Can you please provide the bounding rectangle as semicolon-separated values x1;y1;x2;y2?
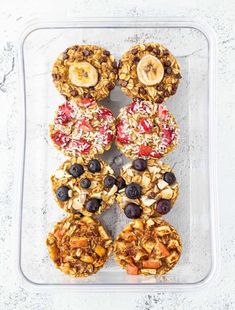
17;18;218;291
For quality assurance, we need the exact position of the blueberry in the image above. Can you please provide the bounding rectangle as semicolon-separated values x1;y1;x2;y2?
116;176;126;190
87;159;101;173
156;199;171;215
56;186;70;201
68;164;84;177
163;172;176;185
85;198;101;213
104;176;116;188
132;159;147;171
124;203;142;219
80;178;91;189
125;182;141;199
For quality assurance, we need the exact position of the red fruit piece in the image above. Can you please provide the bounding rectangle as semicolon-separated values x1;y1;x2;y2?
55;102;74;125
77;118;93;132
162;127;173;143
127;100;148;114
97;107;113;119
138;145;154;156
116;120;130;144
126;264;139;275
81;98;95;107
99;126;114;144
70;138;91;154
51;130;70;147
158;104;168;120
138;118;153;134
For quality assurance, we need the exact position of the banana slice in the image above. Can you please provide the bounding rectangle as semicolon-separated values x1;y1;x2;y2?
69;61;98;88
137;55;164;86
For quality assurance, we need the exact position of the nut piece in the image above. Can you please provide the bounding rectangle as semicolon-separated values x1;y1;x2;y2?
114;217;182;276
46;215;113;278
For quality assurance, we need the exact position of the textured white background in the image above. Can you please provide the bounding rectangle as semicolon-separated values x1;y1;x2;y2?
0;0;234;309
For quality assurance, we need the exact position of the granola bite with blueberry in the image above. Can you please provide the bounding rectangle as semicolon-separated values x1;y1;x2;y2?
118;43;181;102
52;45;118;101
115;99;179;159
116;159;179;219
114;217;182;276
49;99;116;157
46;215;113;277
51;157;119;216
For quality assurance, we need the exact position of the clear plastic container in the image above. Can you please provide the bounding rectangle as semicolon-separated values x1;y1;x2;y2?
17;18;218;291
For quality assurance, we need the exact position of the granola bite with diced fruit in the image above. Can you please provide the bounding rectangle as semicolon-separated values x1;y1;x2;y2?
52;45;118;101
51;157;119;216
114;217;182;276
116;159;179;219
118;43;181;102
46;215;113;277
49;100;116;157
115;100;179;159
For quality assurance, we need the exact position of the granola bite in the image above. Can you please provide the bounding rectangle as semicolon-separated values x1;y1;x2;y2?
114;217;182;276
49;100;116;157
118;43;181;102
115;100;179;159
51;157;118;216
116;159;179;219
46;215;113;277
52;45;118;101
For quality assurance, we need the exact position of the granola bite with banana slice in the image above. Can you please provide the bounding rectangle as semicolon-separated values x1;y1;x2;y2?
115;99;179;159
51;157;119;216
52;45;118;101
116;159;179;219
118;43;181;102
46;215;113;277
49;100;116;157
114;217;182;276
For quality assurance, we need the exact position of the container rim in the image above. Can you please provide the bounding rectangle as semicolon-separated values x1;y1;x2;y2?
16;17;219;292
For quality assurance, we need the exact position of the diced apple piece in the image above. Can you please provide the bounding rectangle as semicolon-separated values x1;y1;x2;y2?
142;260;161;269
142;240;156;254
70;236;88;248
158;241;170;257
126;264;139;275
133;219;144;230
95;245;106;257
80;255;94;263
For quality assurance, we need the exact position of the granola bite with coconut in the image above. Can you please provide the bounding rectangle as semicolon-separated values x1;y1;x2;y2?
114;217;182;276
115;99;179;159
49;99;116;157
46;215;113;277
116;159;179;219
51;157;119;216
52;44;118;101
118;43;181;102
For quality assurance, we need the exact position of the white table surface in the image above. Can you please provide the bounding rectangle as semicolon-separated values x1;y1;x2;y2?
0;0;234;309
